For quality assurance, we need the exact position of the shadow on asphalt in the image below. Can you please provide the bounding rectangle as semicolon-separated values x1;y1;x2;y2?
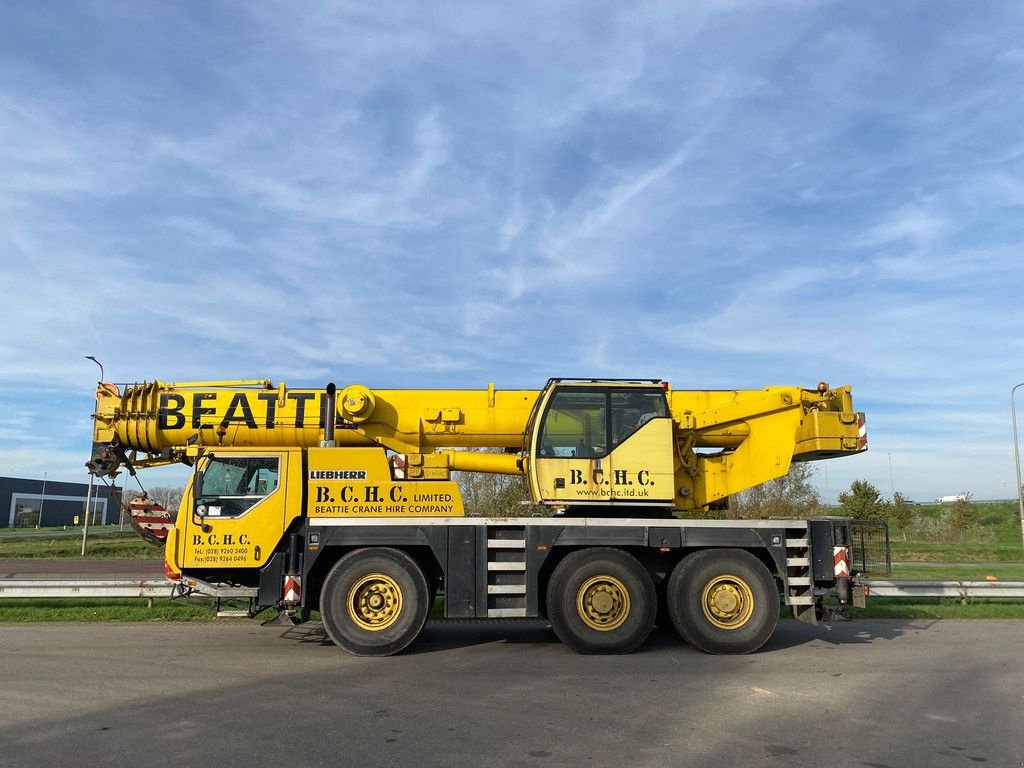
273;618;559;654
760;617;925;650
271;616;925;655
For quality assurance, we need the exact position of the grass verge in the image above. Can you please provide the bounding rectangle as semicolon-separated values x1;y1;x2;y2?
0;532;159;559
849;599;1024;620
889;563;1024;581
886;500;1024;562
889;541;1024;563
0;598;227;622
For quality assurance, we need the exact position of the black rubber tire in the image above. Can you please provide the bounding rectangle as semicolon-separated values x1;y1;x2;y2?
546;548;656;654
319;547;430;656
666;549;778;655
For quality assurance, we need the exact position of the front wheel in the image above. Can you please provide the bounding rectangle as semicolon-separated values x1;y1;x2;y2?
320;548;430;656
666;549;778;655
546;548;656;654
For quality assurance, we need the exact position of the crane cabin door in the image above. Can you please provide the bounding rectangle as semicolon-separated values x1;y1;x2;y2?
183;448;301;569
530;384;675;509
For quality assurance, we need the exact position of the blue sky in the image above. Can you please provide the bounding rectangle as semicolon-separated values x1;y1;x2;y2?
1;2;1023;502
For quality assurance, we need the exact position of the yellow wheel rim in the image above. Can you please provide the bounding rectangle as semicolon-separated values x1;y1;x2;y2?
701;574;755;630
576;575;630;631
347;573;403;631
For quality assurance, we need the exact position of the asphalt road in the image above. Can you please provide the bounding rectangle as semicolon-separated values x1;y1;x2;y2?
0;620;1020;768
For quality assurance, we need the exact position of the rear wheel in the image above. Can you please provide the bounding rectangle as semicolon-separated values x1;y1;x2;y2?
546;548;655;654
666;549;778;654
320;548;430;656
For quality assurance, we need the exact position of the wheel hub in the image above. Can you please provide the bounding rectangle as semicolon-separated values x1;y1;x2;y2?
347;573;403;631
576;575;630;632
712;587;740;614
701;574;754;630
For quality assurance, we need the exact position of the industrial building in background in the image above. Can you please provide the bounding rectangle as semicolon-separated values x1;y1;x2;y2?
1;476;123;529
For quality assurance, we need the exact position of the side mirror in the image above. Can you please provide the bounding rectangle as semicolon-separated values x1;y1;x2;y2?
192;454;213;533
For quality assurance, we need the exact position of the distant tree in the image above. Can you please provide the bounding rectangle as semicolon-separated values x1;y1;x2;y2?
730;463;824;519
947;491;978;542
454;451;546;518
838;480;890;520
889;491;914;541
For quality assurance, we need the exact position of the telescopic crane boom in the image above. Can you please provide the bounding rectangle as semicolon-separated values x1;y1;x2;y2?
90;377;864;511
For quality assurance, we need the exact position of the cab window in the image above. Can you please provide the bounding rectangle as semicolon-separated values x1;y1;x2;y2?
538;391;608;459
611;389;668;447
198;456;280;518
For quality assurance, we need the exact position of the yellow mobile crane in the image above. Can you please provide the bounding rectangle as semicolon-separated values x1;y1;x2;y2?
89;376;878;656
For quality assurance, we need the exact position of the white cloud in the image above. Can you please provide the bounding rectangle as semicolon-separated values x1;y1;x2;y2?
541;131;710;265
864;206;949;250
1;1;1023;501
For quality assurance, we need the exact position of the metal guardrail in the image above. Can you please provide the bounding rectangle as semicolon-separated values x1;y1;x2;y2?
864;580;1024;599
1;578;1023;601
0;527;131;539
0;579;174;598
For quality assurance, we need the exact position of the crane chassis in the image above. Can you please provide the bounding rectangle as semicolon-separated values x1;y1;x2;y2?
89;376;883;655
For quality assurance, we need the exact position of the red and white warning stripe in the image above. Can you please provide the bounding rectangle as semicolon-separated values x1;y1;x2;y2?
833;547;851;578
283;574;301;603
857;412;867;451
392;454;407;480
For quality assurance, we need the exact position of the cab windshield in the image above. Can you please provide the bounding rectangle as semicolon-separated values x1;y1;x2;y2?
198;455;279;518
537;387;668;459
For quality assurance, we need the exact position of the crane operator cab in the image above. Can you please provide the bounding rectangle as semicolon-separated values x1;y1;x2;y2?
528;380;676;511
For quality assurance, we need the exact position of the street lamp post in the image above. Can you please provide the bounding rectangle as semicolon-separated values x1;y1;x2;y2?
81;473;94;556
1011;382;1024;552
82;355;104;556
37;471;47;528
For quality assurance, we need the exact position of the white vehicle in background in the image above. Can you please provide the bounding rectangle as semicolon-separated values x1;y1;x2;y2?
936;493;970;504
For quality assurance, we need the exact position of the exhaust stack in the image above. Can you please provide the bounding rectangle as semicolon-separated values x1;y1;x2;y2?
321;382;337;447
